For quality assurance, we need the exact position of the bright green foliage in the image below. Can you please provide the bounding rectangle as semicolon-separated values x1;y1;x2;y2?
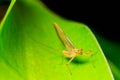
0;0;114;80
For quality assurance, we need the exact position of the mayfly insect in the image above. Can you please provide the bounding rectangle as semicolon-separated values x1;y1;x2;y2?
53;22;92;74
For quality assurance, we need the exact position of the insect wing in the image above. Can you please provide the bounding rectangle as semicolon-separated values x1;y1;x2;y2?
53;23;75;51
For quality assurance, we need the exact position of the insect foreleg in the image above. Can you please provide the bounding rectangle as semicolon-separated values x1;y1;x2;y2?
82;50;92;56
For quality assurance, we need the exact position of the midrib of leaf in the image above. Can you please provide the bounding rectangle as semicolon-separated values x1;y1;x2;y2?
0;0;16;30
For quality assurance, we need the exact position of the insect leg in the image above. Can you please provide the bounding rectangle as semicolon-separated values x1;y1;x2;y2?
66;57;75;75
82;50;92;56
66;57;75;65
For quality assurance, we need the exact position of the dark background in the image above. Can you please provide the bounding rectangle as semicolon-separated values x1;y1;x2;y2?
41;0;120;43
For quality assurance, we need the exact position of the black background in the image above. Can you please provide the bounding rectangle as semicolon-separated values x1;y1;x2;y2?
41;0;120;43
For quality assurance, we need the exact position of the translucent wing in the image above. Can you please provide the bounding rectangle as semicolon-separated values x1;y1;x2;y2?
53;23;75;51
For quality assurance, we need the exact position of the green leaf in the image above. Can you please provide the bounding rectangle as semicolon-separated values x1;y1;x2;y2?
0;0;114;80
94;33;120;80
